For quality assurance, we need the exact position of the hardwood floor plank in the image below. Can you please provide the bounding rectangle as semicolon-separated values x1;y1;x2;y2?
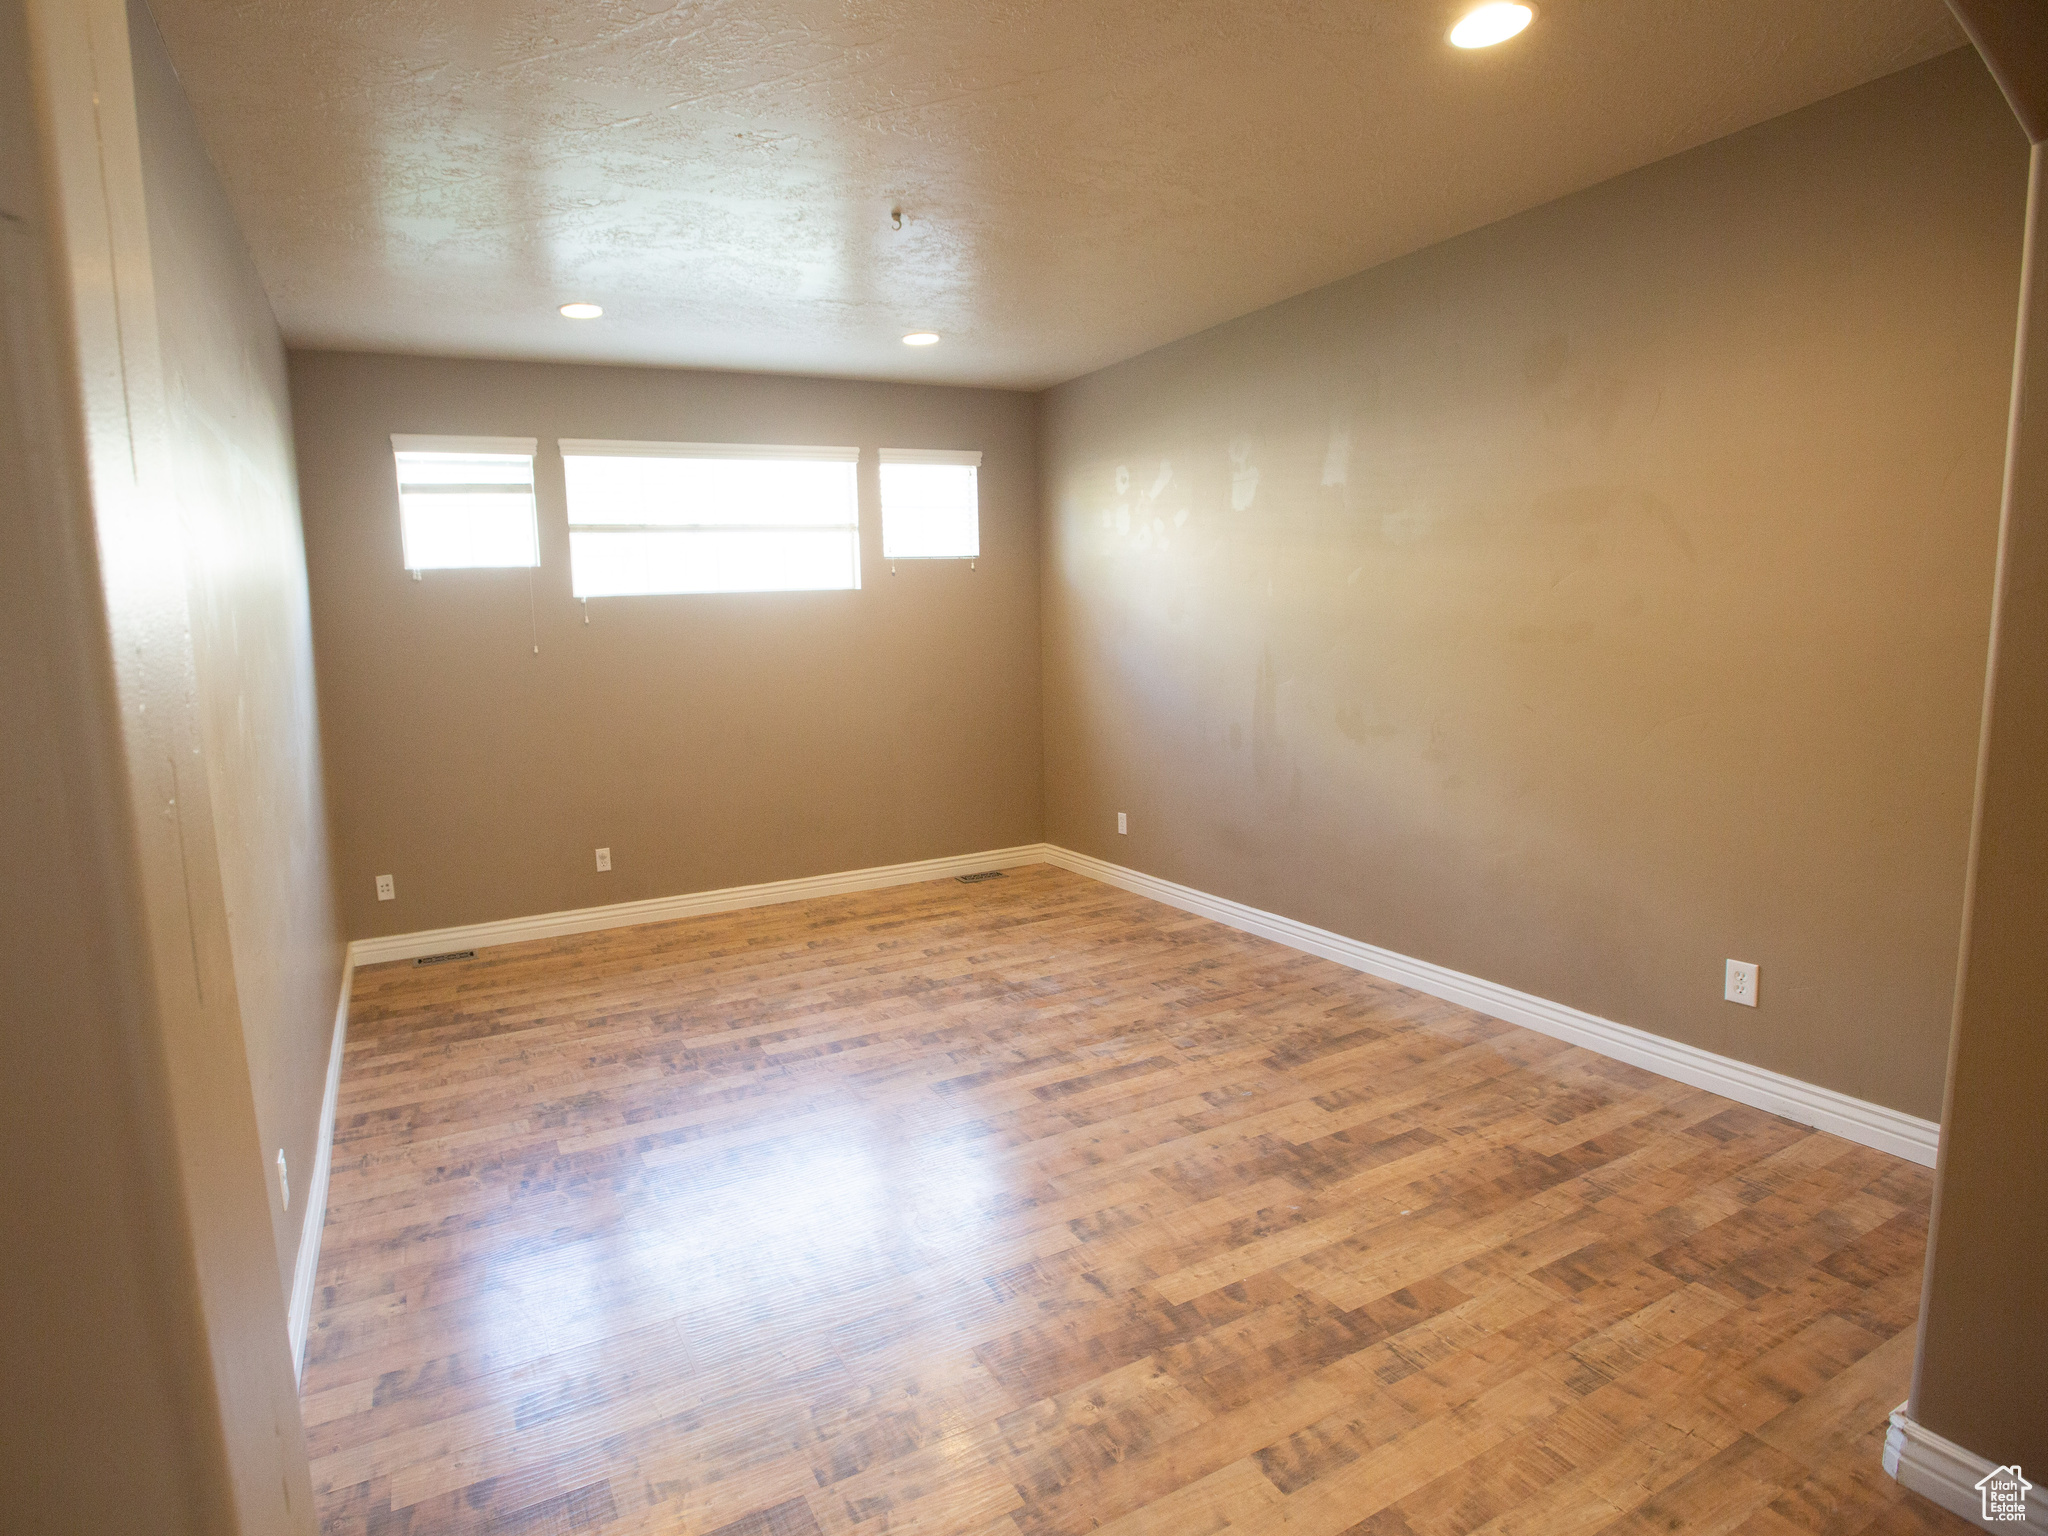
305;865;1967;1536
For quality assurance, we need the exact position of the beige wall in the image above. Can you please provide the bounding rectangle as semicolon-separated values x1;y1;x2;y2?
289;352;1042;940
1;5;198;1525
1912;133;2048;1470
1040;50;2027;1121
130;0;344;1315
1;0;317;1528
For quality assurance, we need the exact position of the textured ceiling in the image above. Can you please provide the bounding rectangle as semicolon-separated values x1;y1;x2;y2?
145;0;1964;388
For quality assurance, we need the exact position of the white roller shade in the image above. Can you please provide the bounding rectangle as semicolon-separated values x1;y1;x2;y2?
879;448;981;560
559;441;861;595
390;436;539;571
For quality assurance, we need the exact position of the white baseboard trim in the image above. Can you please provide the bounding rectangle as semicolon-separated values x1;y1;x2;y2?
1885;1403;2043;1529
288;962;350;1382
339;843;1938;1169
1039;845;1941;1167
346;844;1054;968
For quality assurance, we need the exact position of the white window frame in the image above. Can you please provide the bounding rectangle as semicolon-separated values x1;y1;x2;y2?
558;439;863;597
390;434;540;574
878;447;982;561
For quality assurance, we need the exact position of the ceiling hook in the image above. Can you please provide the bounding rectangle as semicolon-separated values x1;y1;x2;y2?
891;207;903;231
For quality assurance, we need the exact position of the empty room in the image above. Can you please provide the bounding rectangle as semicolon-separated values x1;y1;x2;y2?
4;1;2045;1534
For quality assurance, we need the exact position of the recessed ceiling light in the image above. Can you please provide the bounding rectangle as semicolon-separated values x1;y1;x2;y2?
1449;2;1533;48
902;332;941;346
559;302;603;319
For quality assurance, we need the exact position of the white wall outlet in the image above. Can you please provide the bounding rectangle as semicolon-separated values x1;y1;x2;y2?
276;1149;290;1211
375;873;394;902
1725;958;1758;1007
1117;812;1128;835
595;846;612;872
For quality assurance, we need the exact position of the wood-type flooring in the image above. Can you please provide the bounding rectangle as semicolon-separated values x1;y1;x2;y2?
304;863;1968;1536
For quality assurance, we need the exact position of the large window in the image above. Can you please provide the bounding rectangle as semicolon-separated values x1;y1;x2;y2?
559;440;861;596
879;448;981;560
390;435;539;571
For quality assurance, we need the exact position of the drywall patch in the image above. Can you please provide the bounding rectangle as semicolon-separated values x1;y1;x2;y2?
1335;700;1390;745
1101;458;1181;554
1525;333;1570;390
1229;435;1261;511
1321;422;1352;487
1382;501;1437;545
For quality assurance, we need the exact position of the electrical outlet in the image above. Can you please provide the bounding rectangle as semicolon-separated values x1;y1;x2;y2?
595;847;612;872
375;873;394;902
1725;958;1758;1007
276;1149;290;1211
1117;812;1128;835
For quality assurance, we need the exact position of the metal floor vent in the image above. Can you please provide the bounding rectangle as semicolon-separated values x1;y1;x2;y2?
956;870;1007;884
413;949;476;967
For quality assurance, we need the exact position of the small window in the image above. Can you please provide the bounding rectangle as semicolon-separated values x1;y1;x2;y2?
879;449;981;560
390;436;539;571
559;440;861;596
